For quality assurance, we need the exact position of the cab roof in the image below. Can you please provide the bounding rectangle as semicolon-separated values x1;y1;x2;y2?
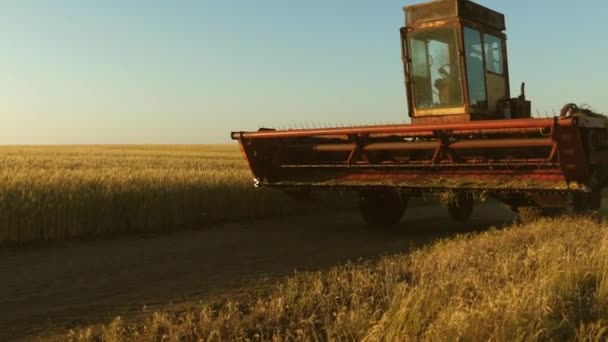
403;0;505;31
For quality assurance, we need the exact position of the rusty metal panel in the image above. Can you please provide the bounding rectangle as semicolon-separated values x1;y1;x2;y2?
405;0;457;26
404;0;505;31
554;125;590;182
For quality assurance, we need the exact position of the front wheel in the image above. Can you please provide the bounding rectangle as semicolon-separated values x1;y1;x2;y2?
359;190;407;227
447;192;474;222
572;190;601;214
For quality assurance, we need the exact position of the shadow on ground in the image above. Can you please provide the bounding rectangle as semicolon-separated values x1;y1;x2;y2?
0;202;514;340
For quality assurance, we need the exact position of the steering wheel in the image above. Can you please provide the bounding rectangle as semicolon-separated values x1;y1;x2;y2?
438;64;451;79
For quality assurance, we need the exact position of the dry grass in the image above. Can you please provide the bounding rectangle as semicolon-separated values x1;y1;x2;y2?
66;216;608;341
0;145;340;244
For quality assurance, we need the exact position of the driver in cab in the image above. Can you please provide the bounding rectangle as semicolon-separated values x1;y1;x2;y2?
434;63;458;106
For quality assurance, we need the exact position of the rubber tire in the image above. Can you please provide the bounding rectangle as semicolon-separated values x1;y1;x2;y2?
359;190;407;227
589;190;602;210
284;190;312;202
573;190;601;212
447;192;474;222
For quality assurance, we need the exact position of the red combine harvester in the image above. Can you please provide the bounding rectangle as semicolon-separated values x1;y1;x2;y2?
232;0;608;225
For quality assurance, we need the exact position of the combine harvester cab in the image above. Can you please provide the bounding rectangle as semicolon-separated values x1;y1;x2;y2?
232;0;608;225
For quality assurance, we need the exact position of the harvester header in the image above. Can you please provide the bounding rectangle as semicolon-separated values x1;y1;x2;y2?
231;0;608;225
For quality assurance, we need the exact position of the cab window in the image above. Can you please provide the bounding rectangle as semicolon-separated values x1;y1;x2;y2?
484;34;504;75
464;27;487;109
409;26;463;110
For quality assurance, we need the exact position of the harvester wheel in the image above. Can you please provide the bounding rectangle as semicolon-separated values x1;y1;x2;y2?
589;190;602;210
446;192;474;222
359;190;407;227
572;190;601;214
517;207;565;223
285;190;312;202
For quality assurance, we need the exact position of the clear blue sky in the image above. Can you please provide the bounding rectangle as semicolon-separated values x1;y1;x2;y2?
1;0;606;144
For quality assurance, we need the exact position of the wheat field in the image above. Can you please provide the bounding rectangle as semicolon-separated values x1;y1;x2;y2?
0;145;334;244
67;216;608;341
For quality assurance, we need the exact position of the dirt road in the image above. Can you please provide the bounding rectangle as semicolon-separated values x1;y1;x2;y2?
0;203;513;341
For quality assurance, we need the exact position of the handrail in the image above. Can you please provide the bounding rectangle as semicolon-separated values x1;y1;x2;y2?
231;117;573;140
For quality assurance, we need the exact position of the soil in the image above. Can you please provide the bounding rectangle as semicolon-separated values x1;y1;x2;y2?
0;202;514;341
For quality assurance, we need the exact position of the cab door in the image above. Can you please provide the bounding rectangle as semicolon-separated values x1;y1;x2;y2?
463;26;487;113
483;33;509;116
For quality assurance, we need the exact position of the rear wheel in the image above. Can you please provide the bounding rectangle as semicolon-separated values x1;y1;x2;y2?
572;190;601;214
284;190;311;202
589;190;602;210
447;192;474;222
359;190;407;227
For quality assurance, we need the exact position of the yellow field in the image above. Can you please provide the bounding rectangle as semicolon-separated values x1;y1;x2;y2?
0;145;330;243
68;216;608;341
